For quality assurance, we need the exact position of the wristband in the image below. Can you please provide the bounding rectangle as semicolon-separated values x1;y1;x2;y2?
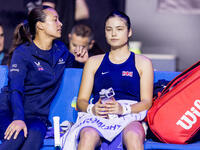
121;104;132;115
87;104;94;115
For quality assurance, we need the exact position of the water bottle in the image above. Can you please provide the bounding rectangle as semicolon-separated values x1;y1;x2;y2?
53;116;61;150
99;88;118;119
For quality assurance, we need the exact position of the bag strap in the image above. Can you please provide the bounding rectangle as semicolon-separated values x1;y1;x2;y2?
159;60;200;97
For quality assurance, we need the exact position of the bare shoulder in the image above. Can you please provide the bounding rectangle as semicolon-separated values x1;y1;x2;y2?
84;54;105;72
135;54;152;64
86;54;105;66
135;54;153;74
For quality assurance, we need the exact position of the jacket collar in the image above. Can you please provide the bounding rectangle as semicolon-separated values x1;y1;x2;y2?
30;41;66;66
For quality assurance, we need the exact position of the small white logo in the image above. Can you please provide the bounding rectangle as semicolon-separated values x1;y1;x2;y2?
34;61;40;67
10;64;19;72
58;58;65;64
12;64;17;68
34;61;44;71
101;72;109;75
10;68;19;72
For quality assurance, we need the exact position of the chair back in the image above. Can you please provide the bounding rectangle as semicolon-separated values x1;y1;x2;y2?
48;68;83;124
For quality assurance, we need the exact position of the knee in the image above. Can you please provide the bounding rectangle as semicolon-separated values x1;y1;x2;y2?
0;132;25;150
123;131;145;150
3;131;25;142
123;130;144;144
80;127;100;142
28;126;46;140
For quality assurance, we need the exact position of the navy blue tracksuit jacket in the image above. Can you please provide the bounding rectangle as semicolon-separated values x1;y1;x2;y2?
8;40;75;122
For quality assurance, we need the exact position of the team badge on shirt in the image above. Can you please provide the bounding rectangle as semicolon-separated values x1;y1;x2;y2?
34;61;44;71
58;58;65;64
122;71;133;77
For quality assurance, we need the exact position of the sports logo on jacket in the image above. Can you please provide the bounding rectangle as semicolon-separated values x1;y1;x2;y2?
10;64;19;72
58;58;65;64
122;71;133;77
34;61;44;71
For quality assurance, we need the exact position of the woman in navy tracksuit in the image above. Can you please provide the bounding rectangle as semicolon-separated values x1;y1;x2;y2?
0;6;88;150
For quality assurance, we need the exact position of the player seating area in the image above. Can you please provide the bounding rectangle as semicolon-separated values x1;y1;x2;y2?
0;66;199;150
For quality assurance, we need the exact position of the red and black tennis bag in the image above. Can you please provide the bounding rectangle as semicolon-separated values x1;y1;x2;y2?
147;60;200;144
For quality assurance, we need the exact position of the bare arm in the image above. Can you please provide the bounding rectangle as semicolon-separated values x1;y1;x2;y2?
130;55;154;113
77;55;103;112
75;0;89;20
77;55;109;118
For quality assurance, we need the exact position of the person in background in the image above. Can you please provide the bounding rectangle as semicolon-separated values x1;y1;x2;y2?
42;0;89;20
41;0;55;8
24;0;42;12
76;10;154;150
0;6;87;150
68;23;105;58
42;0;89;44
67;23;105;68
0;23;9;65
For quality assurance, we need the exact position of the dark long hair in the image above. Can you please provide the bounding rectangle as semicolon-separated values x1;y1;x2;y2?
105;10;131;31
8;6;52;65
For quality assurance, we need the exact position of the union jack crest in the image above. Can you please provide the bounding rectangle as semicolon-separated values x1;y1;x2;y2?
122;71;133;77
34;61;44;71
38;67;44;71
